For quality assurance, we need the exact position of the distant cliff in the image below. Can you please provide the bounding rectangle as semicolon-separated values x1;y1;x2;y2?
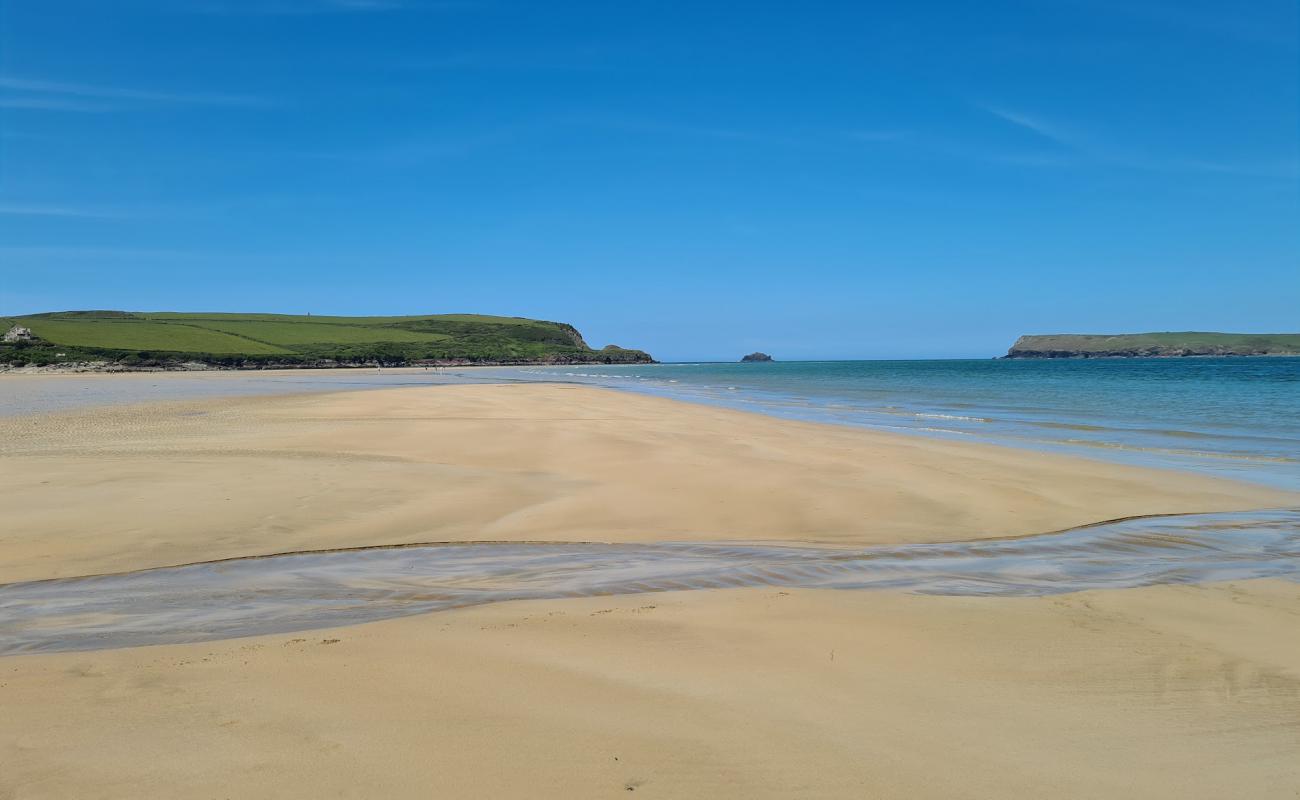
1004;332;1300;359
0;311;655;369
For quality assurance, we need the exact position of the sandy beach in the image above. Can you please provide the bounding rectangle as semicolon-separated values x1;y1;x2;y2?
5;583;1299;798
2;379;1298;798
0;381;1289;583
6;0;1297;793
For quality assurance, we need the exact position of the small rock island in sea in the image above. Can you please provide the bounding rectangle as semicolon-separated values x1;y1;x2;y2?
741;352;774;362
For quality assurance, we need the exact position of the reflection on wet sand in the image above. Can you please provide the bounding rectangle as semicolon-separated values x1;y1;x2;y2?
3;509;1296;655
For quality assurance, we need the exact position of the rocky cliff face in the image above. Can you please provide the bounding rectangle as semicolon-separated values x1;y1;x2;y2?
555;323;589;349
592;345;655;364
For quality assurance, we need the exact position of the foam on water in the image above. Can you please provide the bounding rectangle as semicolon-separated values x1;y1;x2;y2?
2;509;1296;655
502;358;1300;490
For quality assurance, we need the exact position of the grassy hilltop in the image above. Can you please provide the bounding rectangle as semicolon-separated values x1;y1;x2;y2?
1005;332;1300;358
0;311;654;368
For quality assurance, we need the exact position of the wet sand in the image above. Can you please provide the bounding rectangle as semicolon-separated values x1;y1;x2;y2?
0;382;1290;584
4;583;1298;798
0;366;502;418
5;509;1298;655
2;380;1298;798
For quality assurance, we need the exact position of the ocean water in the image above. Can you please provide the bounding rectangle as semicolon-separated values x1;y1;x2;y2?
5;358;1298;490
500;358;1300;491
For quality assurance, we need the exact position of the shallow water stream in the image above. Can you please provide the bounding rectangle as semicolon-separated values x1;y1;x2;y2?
2;509;1297;655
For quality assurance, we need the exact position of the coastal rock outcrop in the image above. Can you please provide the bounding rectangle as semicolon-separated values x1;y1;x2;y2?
741;352;773;362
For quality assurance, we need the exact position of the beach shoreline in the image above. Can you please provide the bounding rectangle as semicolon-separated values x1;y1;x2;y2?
1;380;1292;584
3;378;1298;798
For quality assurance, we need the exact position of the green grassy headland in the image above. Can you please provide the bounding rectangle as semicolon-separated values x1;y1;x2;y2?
1005;332;1300;358
0;310;654;368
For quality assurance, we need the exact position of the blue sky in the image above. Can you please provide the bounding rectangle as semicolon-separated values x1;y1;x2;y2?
1;0;1296;361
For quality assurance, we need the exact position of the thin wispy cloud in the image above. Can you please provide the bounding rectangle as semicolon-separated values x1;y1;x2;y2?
324;0;405;8
595;118;766;143
190;0;468;14
0;76;268;111
293;115;788;167
293;123;541;166
984;151;1079;169
0;96;115;113
1169;157;1300;180
0;246;201;260
1070;0;1299;48
0;204;131;219
974;102;1297;179
976;104;1079;150
845;130;908;143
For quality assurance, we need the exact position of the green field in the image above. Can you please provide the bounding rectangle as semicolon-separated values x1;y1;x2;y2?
1007;332;1300;358
1;311;653;367
179;320;451;346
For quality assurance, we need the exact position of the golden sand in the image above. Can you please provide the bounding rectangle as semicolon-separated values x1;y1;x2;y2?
4;583;1298;798
0;382;1288;583
2;381;1297;798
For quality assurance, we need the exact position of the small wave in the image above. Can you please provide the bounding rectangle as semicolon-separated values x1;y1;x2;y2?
1046;438;1298;463
863;408;991;423
912;412;992;423
1026;421;1110;432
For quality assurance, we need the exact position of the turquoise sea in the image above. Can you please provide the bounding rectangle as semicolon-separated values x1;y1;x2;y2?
504;358;1300;491
5;357;1298;491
